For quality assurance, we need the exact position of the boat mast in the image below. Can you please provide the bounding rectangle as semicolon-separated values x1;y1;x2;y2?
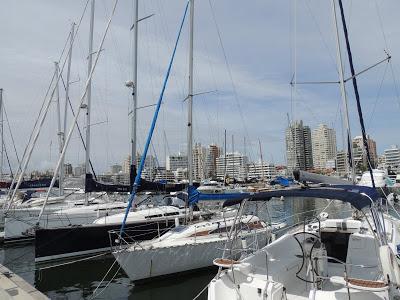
187;0;194;185
61;22;75;196
331;0;355;183
36;0;120;223
336;0;375;188
0;88;3;179
54;62;64;196
85;0;95;205
129;0;139;191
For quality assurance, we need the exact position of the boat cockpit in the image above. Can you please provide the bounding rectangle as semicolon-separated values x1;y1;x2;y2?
211;217;392;300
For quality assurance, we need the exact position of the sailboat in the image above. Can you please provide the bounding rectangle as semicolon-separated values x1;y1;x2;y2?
34;0;194;262
207;185;400;300
107;0;276;283
113;213;272;282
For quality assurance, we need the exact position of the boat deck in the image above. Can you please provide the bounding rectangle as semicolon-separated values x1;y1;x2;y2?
0;264;48;300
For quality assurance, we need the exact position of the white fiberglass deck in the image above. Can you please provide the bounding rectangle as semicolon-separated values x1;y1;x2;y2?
208;216;394;300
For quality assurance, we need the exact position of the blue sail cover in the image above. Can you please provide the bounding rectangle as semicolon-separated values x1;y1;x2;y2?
188;185;252;205
270;176;294;187
222;185;380;211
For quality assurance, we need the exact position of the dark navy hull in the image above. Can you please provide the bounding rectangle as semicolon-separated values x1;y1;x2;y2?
0;178;59;189
18;178;59;189
35;219;180;262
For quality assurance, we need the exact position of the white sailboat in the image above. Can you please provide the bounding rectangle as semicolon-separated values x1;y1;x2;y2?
207;186;400;300
2;0;129;243
113;213;272;282
358;169;392;189
108;0;277;283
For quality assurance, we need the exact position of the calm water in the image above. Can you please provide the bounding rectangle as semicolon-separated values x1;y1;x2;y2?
0;198;352;300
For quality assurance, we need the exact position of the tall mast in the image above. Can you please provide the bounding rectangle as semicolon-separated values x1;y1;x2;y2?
331;0;355;183
336;0;375;188
85;0;95;204
0;88;3;179
61;23;75;194
187;0;194;185
130;0;139;190
54;62;64;196
36;0;119;223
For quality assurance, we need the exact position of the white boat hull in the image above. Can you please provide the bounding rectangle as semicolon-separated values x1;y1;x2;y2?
114;233;268;282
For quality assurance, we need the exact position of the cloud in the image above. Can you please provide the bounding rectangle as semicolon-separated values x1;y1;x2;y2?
1;0;400;173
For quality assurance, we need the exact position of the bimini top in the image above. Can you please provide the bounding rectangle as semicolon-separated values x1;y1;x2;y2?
222;185;380;211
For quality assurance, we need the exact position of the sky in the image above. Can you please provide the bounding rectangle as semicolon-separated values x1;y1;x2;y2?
1;0;400;173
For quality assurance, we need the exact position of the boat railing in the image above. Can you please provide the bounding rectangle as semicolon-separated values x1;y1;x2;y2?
214;224;270;260
108;223;176;252
239;254;379;297
310;254;380;296
269;207;354;236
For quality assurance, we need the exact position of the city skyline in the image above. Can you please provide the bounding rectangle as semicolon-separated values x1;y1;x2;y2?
28;137;400;182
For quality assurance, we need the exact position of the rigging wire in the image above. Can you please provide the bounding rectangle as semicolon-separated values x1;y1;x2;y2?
304;1;338;74
119;0;190;234
337;0;376;187
92;4;191;296
3;139;13;177
5;0;91;208
60;75;97;179
3;103;20;167
208;0;254;160
367;61;389;130
99;1;130;169
90;259;121;299
373;0;400;111
36;0;121;223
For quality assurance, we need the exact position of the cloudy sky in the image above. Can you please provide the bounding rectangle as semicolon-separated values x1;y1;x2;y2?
1;0;400;173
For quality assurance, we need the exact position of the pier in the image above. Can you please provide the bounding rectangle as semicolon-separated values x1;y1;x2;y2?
0;264;48;300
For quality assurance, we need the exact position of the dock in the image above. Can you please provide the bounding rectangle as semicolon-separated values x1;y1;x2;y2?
0;264;48;300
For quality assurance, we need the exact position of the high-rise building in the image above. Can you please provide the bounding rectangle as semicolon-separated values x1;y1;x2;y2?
384;145;400;172
336;151;347;175
285;120;313;171
303;126;313;170
154;167;175;182
377;154;386;170
64;163;73;176
166;153;188;171
312;124;337;170
193;143;206;181
136;153;157;170
73;163;85;177
367;137;378;166
352;135;378;170
247;162;277;180
174;168;188;182
216;152;248;181
122;155;131;174
204;144;220;179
